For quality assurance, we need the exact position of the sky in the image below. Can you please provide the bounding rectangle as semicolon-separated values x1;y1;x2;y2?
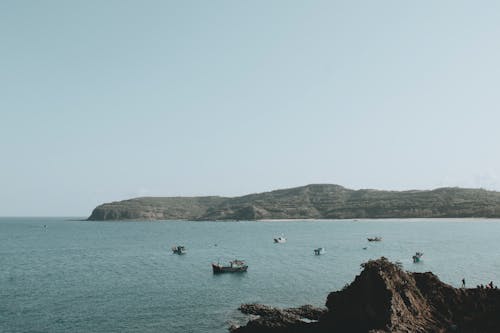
1;1;500;216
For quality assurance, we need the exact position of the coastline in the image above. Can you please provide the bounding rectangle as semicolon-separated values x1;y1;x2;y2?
231;258;500;333
3;216;500;222
82;217;500;223
256;217;500;222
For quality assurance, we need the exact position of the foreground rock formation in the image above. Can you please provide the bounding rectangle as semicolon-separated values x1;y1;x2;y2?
231;258;500;333
88;184;500;220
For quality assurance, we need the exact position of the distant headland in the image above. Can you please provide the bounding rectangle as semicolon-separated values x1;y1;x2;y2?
87;184;500;221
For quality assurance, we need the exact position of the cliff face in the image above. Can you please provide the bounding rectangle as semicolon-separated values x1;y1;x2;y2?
231;258;500;333
88;184;500;221
88;196;225;221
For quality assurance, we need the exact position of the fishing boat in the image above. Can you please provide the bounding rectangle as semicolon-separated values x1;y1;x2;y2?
172;245;187;255
367;237;382;242
412;252;423;263
313;247;326;255
274;235;287;243
212;259;248;273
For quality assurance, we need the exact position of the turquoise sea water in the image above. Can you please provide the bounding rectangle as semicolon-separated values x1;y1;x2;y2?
2;218;500;333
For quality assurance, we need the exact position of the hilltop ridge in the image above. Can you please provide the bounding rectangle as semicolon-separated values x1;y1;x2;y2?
87;184;500;221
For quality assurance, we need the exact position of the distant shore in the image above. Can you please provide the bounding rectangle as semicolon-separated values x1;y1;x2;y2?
73;217;500;223
87;184;500;221
257;217;500;222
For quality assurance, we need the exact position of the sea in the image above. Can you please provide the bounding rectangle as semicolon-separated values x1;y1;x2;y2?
2;217;500;333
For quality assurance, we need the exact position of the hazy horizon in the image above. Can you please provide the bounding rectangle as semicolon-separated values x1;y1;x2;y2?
2;1;500;216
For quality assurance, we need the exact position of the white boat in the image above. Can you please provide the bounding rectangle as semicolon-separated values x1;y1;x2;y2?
274;235;286;243
313;247;326;255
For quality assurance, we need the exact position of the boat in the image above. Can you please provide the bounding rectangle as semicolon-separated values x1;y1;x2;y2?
212;259;248;273
172;245;187;255
367;237;382;242
412;252;423;263
313;247;326;255
274;235;287;243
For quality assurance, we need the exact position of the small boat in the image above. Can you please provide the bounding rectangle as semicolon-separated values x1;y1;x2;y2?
172;245;187;255
412;252;423;263
212;259;248;273
274;235;287;243
313;247;326;255
367;237;382;242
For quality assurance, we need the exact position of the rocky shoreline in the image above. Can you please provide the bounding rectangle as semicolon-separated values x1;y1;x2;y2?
230;258;500;333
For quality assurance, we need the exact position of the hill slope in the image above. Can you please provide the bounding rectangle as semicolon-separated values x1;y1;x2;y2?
87;184;500;221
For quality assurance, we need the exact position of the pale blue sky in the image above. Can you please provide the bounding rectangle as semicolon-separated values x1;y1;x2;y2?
2;1;500;216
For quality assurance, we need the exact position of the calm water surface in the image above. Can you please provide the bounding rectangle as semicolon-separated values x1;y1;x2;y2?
2;218;500;333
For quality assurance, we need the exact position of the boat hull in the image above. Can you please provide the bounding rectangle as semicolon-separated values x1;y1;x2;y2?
212;264;248;274
412;252;423;263
172;246;186;255
314;248;326;255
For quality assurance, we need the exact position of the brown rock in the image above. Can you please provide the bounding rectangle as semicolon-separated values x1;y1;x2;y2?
231;258;500;333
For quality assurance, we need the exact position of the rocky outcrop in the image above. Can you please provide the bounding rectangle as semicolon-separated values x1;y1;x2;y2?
230;258;500;333
230;304;326;333
88;184;500;221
